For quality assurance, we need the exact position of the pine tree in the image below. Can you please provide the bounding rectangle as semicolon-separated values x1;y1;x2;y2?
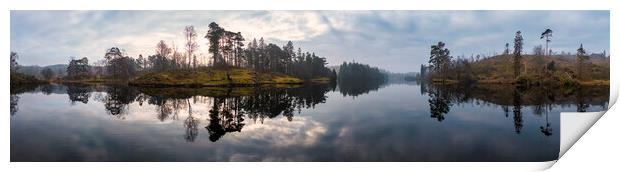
576;44;589;80
513;31;523;78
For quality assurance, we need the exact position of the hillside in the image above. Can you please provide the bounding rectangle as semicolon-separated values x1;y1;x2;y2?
130;67;304;87
463;54;609;85
16;64;68;78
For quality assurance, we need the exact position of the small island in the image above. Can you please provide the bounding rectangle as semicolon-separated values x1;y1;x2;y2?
10;22;337;88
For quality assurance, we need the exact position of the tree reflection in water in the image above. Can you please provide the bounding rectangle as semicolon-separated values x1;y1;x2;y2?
423;83;609;136
501;105;510;118
204;85;332;142
88;83;335;142
338;72;386;97
540;111;553;136
576;88;590;112
206;96;245;142
40;84;55;95
42;83;333;142
512;89;523;134
10;83;41;117
10;95;19;116
148;96;174;121
184;99;200;142
101;85;141;119
9;81;607;142
66;84;92;105
427;84;451;122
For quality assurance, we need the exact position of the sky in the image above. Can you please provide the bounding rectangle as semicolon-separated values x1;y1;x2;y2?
10;11;609;73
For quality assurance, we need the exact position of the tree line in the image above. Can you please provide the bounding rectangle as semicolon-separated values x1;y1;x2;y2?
422;28;609;86
337;61;387;97
10;52;47;86
58;22;335;81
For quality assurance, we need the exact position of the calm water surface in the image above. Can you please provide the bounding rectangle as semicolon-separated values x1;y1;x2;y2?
10;82;608;161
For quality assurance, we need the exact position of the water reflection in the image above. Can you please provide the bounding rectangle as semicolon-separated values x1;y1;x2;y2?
422;83;609;136
15;84;332;142
206;97;244;142
513;89;523;134
67;84;93;104
185;99;200;142
337;74;385;97
427;84;451;122
9;82;609;161
10;84;39;117
10;95;19;116
40;84;55;95
103;86;142;119
13;82;608;139
540;112;553;136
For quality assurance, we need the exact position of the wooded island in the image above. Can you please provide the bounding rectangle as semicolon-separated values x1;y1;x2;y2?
10;22;337;87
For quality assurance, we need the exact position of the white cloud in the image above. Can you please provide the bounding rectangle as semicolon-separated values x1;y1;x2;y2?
222;11;331;41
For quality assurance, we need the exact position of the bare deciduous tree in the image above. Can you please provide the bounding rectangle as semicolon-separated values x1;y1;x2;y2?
184;26;199;68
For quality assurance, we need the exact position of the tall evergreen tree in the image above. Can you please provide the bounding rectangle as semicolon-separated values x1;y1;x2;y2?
428;42;452;81
66;57;91;80
576;44;589;80
513;31;524;78
206;22;225;67
232;32;245;67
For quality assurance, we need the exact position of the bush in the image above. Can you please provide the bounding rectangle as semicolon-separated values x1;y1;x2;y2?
515;75;532;86
63;74;91;80
11;72;45;87
559;74;579;87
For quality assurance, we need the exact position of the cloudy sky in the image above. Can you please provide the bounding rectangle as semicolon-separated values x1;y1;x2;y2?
10;11;609;73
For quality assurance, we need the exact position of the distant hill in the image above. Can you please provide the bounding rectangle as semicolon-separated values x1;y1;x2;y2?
384;71;418;83
16;64;68;78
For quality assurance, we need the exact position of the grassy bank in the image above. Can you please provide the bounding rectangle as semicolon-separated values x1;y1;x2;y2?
431;78;609;86
310;77;332;83
59;77;129;84
423;54;609;87
130;67;305;87
10;72;47;87
578;80;609;86
137;84;303;98
430;79;459;84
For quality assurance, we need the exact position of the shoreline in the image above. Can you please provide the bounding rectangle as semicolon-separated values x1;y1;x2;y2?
429;79;609;86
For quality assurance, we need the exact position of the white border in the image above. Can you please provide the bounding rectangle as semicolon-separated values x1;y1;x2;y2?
2;0;618;172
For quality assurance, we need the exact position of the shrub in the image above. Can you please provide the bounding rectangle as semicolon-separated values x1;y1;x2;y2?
559;74;579;87
515;75;532;86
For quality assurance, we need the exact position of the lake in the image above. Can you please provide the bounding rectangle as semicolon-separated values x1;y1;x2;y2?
10;82;608;161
